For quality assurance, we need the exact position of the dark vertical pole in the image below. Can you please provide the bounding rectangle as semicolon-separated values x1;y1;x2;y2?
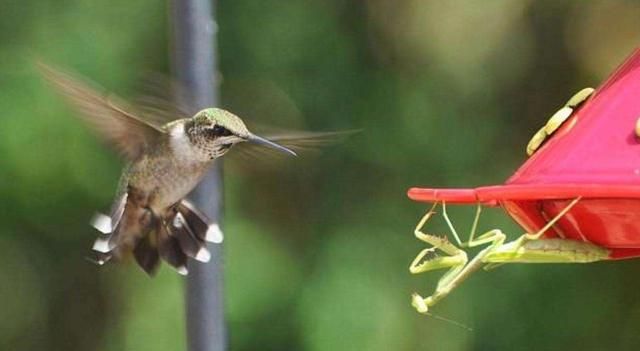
170;1;226;351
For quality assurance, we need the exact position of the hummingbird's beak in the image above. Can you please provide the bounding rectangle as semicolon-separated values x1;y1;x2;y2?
247;133;297;156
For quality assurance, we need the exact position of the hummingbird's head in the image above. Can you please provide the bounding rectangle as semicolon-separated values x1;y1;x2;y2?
185;108;296;159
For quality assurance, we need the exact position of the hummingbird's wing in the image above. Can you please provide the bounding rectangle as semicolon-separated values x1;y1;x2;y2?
38;63;166;160
260;130;358;151
232;128;358;161
130;72;193;126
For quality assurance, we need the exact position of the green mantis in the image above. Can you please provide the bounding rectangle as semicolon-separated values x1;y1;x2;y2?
409;198;610;314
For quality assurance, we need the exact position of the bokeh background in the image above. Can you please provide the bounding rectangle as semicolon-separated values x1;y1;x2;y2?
2;1;640;350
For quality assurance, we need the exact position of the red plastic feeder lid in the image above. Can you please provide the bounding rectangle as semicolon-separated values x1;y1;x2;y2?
408;48;640;259
408;184;640;204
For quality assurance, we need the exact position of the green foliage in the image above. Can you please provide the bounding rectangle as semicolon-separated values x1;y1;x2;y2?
2;0;640;350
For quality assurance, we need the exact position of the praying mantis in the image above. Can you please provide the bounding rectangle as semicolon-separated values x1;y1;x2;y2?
407;49;640;315
408;197;610;314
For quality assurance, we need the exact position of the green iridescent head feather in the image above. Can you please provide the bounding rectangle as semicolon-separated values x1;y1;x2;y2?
194;108;250;138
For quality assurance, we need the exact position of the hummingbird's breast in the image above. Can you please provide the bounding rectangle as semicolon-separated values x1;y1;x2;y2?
125;140;213;212
128;155;211;211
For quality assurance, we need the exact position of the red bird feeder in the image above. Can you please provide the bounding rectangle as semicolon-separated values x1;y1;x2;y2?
407;48;640;314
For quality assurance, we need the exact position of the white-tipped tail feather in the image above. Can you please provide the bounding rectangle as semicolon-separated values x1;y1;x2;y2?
92;236;113;253
195;246;212;262
89;197;220;275
205;223;223;243
175;266;189;276
91;213;113;234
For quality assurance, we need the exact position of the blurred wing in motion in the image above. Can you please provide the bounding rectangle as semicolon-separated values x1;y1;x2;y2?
38;62;166;160
130;72;193;125
233;128;359;162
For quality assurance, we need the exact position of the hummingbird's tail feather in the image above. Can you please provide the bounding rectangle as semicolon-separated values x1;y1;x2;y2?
88;195;219;275
88;220;129;271
89;212;119;265
85;252;112;266
89;191;128;254
168;213;211;262
157;224;189;275
178;200;224;243
108;191;128;232
90;191;155;272
133;235;160;275
91;232;114;253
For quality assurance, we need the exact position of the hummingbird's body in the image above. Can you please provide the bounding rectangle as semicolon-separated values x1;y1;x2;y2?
107;118;226;254
89;109;269;275
39;64;317;275
124;120;212;212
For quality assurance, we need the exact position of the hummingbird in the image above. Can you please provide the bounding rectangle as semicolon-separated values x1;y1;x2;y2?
39;63;343;276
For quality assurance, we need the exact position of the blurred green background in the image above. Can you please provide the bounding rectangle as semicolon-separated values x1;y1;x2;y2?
2;0;640;350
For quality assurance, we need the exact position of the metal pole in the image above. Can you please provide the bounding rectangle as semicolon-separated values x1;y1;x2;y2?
170;1;226;351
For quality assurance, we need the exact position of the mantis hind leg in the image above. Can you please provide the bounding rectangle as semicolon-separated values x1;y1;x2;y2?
514;197;581;247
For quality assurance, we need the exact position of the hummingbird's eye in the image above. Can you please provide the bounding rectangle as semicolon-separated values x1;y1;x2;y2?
211;125;232;137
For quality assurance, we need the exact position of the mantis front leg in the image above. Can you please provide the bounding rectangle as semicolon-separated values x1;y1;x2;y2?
409;202;506;313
